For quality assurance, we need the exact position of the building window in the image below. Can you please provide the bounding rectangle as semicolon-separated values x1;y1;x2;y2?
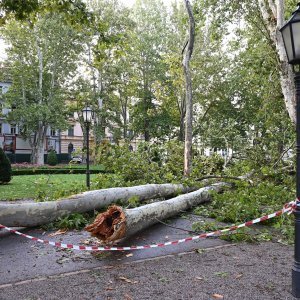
10;125;16;135
68;126;74;137
50;129;56;136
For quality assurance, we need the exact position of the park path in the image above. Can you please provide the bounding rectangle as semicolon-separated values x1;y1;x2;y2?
0;215;297;299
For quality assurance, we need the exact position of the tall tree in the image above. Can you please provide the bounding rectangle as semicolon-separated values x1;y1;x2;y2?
183;0;195;176
83;0;134;144
2;14;84;164
130;0;169;141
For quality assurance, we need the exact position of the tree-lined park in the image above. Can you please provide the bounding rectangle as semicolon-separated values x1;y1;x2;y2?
1;0;300;298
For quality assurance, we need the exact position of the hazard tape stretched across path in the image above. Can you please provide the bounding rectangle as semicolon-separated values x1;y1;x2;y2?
0;200;298;251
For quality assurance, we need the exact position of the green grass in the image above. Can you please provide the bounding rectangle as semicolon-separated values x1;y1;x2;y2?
0;174;97;201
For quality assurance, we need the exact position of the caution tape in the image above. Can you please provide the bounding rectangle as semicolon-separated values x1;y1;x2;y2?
0;200;298;251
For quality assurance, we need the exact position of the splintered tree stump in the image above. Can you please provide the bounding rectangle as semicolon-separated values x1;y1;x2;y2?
85;182;231;244
0;184;193;227
85;206;127;242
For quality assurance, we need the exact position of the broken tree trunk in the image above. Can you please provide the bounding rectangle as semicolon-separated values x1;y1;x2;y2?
0;184;193;227
85;182;231;244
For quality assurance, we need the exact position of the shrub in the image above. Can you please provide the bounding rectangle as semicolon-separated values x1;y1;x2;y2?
47;150;58;166
0;147;12;184
12;168;105;176
94;141;224;186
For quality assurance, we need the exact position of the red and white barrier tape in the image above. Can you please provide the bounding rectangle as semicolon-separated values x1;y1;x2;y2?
0;200;298;251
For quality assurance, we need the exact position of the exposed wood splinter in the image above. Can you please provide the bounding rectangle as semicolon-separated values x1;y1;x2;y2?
85;206;126;243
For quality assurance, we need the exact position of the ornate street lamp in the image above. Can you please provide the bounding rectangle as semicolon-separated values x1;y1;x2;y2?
280;3;300;298
82;106;93;189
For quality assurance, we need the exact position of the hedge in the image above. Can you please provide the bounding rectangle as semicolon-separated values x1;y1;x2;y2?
6;153;70;164
12;168;107;176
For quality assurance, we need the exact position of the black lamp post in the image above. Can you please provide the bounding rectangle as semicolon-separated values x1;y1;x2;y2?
82;106;93;189
280;3;300;298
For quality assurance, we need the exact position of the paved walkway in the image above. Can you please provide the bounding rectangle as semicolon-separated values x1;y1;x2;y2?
0;216;297;299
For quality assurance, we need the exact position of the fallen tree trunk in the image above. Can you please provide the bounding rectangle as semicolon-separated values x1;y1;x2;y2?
0;184;194;227
85;182;231;244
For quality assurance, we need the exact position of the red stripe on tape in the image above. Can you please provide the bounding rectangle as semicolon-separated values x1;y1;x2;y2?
260;216;269;222
229;226;238;231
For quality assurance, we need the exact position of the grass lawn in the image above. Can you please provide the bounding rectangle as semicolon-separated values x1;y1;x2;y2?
0;174;97;201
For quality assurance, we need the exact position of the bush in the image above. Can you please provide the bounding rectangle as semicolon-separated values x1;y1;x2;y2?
47;150;58;166
94;141;224;186
0;147;12;184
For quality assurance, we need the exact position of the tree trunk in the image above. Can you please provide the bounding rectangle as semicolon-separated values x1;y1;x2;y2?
30;28;46;165
178;95;186;142
0;184;194;227
85;182;230;244
257;0;296;123
30;128;46;165
183;0;195;176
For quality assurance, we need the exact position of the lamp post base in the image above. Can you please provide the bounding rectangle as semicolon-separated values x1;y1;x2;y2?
293;206;300;298
292;262;300;298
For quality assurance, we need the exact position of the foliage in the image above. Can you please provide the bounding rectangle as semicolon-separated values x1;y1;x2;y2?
193;172;295;243
55;213;88;230
0;0;91;26
93;141;224;188
0;147;12;184
46;150;58;166
127;195;140;208
93;173;127;190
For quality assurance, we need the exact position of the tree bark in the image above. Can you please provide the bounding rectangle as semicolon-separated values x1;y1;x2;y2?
0;184;194;227
257;0;296;123
85;182;230;244
30;26;46;165
183;0;195;176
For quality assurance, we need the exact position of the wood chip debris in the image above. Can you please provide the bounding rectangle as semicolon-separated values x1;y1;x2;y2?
118;276;138;284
